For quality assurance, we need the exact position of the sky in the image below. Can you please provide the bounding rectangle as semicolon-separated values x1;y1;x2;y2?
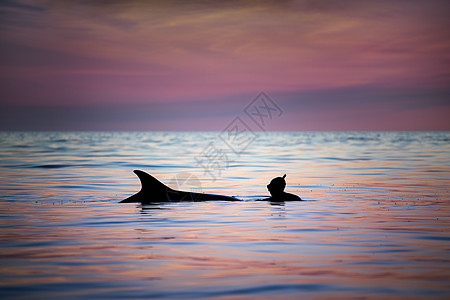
0;0;449;131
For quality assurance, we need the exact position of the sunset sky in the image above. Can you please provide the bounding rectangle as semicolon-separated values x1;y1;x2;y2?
0;0;449;131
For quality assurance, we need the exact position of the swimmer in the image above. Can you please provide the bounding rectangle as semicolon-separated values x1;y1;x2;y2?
263;174;302;201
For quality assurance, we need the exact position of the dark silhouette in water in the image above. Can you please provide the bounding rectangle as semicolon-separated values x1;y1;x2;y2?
262;174;302;201
120;170;239;203
120;170;302;204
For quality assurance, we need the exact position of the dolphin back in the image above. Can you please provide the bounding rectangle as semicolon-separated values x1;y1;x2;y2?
120;170;171;203
120;170;240;203
133;170;171;193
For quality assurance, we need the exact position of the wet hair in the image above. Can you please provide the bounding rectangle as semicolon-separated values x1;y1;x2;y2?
267;174;286;195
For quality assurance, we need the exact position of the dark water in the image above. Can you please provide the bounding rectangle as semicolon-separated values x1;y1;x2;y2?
0;131;449;299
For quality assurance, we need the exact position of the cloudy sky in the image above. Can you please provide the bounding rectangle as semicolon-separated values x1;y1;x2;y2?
0;0;449;130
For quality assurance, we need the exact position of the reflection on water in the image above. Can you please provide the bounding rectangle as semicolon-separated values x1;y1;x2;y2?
0;131;449;299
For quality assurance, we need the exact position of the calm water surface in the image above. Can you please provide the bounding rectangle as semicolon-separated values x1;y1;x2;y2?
0;131;449;299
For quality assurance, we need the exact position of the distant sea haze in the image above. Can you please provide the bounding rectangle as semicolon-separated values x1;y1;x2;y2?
0;131;449;299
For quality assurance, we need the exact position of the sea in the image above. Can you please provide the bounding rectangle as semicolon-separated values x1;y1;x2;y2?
0;131;449;299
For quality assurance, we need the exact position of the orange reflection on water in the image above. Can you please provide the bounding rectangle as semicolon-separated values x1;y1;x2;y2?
1;132;449;298
1;194;449;299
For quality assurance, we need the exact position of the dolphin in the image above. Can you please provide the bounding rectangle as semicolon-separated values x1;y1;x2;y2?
120;170;240;203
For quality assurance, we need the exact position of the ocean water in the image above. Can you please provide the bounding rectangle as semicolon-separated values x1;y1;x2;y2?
0;131;449;299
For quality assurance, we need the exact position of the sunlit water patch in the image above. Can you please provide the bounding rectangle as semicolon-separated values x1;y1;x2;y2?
0;131;449;299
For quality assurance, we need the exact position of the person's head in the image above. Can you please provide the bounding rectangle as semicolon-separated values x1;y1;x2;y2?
267;174;286;196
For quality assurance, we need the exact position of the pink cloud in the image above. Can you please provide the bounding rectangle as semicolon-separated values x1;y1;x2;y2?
0;0;449;130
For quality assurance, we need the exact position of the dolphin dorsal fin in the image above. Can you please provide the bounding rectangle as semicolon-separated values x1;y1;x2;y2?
133;170;171;194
